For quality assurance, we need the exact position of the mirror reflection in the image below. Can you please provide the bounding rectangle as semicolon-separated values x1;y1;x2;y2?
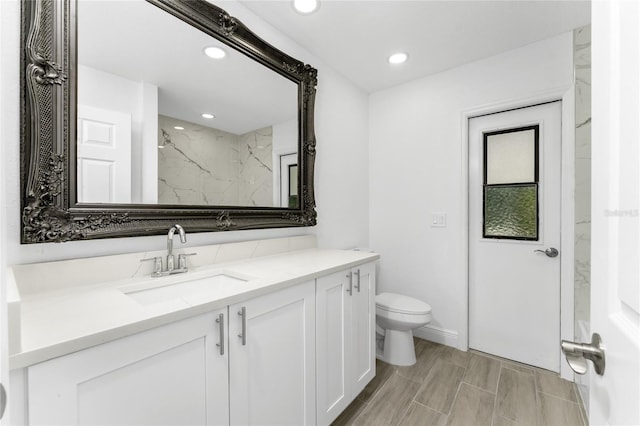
76;0;299;207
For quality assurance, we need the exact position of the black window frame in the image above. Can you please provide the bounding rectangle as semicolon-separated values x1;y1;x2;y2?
482;125;540;241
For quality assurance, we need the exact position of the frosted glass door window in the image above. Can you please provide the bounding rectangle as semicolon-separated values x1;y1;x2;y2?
484;184;538;239
483;125;539;240
485;127;537;184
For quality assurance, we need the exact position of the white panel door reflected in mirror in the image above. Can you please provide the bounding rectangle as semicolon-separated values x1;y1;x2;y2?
279;153;298;208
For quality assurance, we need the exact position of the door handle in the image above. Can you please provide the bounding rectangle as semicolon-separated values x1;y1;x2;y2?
561;333;605;375
354;269;361;292
0;382;6;420
534;247;559;258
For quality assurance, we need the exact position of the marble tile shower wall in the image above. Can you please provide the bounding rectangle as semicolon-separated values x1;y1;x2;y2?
158;114;273;206
574;26;591;338
573;24;591;411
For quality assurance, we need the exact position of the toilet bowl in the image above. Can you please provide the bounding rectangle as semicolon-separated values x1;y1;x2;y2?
376;292;432;366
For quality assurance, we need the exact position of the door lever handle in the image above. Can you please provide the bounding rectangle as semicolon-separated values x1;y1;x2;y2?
561;333;605;375
534;247;559;258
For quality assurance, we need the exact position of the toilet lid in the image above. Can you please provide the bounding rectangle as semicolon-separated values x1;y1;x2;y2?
375;292;432;315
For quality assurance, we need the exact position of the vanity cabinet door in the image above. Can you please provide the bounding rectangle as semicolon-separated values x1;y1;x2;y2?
27;310;229;426
316;269;352;425
228;281;316;426
351;262;376;394
316;262;376;426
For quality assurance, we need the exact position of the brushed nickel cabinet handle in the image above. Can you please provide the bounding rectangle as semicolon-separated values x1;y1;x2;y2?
216;313;225;355
354;269;361;292
238;307;247;346
346;272;353;296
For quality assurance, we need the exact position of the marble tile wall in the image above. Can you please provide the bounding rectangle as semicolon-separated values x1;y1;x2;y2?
237;126;274;206
157;115;273;206
574;25;591;338
573;24;591;412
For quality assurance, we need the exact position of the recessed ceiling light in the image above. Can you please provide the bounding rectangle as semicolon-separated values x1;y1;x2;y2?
388;52;408;65
173;126;185;130
201;113;215;119
204;46;226;59
293;0;319;14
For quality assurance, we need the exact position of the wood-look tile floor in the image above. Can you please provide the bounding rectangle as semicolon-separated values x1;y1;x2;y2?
333;339;587;426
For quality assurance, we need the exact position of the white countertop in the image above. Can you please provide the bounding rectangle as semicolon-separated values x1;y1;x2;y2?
10;248;379;369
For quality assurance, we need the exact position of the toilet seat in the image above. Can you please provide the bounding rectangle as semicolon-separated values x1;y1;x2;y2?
376;292;431;315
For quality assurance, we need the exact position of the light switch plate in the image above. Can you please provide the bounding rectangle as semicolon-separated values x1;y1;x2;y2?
431;213;447;227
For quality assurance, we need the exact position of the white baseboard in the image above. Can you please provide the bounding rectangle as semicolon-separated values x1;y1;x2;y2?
413;324;459;348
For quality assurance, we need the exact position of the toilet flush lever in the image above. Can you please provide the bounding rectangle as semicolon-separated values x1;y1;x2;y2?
534;247;559;258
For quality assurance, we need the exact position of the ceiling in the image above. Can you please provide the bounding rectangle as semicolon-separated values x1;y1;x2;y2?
78;0;297;135
238;0;591;93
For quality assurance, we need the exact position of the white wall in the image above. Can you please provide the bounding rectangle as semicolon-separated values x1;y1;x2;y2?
0;1;16;417
0;0;370;266
369;33;574;349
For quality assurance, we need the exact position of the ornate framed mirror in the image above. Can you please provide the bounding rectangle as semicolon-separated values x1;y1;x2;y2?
20;0;318;243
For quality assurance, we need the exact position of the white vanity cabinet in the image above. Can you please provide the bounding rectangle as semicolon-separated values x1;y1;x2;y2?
16;254;378;426
316;262;376;425
229;280;316;426
27;309;229;425
25;281;317;426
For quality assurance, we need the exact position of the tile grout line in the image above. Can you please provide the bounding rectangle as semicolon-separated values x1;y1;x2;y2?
347;367;396;426
538;390;582;406
397;363;430;425
572;382;588;426
446;378;465;417
490;364;503;426
459;379;498;395
396;399;414;426
501;363;536;376
366;366;397;404
534;367;543;426
470;349;549;376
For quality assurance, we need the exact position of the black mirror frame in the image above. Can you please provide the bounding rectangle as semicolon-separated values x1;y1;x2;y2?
20;0;318;244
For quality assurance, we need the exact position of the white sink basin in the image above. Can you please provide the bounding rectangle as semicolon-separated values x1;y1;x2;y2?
120;271;253;305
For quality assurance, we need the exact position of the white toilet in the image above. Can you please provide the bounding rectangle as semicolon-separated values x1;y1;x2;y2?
375;292;432;366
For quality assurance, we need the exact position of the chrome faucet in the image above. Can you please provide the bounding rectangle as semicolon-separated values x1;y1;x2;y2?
167;224;186;272
140;224;196;277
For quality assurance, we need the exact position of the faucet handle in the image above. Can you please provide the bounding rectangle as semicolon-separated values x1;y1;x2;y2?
178;252;197;270
141;256;163;276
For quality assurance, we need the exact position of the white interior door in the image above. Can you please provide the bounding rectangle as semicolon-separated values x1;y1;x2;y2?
469;102;562;371
589;0;640;423
279;153;297;208
77;105;132;203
